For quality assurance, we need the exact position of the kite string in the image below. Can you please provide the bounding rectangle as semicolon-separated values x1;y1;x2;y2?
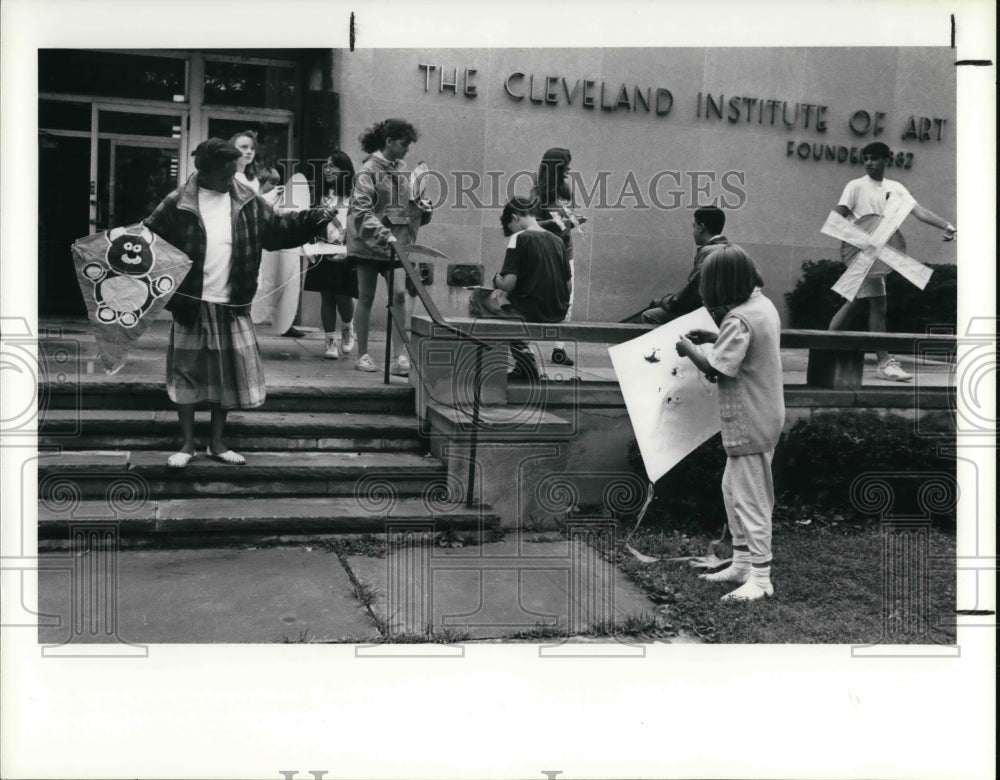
169;255;340;307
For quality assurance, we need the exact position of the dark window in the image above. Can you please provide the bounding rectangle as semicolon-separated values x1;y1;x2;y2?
39;50;186;101
203;60;296;109
39;99;91;131
99;111;182;138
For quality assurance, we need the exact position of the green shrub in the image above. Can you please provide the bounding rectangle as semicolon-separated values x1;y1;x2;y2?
785;259;957;333
784;259;847;329
885;265;957;333
776;410;955;524
629;410;957;529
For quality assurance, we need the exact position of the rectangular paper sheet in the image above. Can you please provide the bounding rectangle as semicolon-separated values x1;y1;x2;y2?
609;308;721;483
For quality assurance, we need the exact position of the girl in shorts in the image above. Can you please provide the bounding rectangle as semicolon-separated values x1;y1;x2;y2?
303;150;358;359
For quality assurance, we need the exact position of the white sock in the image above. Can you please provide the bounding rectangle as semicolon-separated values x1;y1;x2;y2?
700;548;751;583
721;565;774;602
325;332;337;340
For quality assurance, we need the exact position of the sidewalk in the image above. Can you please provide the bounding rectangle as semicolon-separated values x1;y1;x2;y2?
36;532;685;644
40;316;955;390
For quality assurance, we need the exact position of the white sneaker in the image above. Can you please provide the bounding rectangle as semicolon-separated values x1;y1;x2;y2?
341;325;355;355
391;354;411;377
698;564;750;583
720;567;774;602
324;337;339;360
720;578;774;602
877;358;912;382
355;353;378;372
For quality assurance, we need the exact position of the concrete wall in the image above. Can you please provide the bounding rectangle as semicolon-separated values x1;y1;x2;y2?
458;398;953;528
300;47;956;332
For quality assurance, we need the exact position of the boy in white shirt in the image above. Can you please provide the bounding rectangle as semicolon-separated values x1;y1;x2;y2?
829;142;956;381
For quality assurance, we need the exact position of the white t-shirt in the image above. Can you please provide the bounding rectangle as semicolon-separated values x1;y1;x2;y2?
197;187;234;303
838;175;912;221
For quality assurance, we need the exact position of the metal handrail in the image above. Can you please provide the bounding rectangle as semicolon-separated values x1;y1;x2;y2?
387;243;494;507
387;243;493;352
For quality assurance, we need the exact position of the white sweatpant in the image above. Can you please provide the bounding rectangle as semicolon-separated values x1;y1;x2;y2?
721;450;775;565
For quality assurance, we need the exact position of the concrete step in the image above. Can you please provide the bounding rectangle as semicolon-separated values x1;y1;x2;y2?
39;410;425;452
40;378;415;413
37;496;500;541
38;450;448;499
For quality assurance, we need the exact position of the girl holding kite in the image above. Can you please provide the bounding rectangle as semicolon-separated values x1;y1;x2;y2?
145;138;334;468
675;246;785;601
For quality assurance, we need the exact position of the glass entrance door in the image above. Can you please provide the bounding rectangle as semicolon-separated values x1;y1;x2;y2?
38;103;187;315
93;107;185;232
104;141;179;229
38;134;91;316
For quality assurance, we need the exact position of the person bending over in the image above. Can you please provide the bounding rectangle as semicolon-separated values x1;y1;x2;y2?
468;197;571;381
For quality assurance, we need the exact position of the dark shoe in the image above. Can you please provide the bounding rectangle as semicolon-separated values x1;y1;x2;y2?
282;327;306;338
509;348;541;382
551;347;574;366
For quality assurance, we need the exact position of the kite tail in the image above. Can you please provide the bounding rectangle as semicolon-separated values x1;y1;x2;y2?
624;482;660;563
623;483;733;569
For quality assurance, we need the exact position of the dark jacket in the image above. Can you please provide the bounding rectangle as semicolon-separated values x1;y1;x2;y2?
655;235;730;317
144;173;329;324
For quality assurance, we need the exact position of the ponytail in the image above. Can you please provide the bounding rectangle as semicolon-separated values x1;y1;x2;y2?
359;118;419;154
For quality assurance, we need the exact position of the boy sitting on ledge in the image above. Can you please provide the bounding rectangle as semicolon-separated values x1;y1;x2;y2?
468;196;572;381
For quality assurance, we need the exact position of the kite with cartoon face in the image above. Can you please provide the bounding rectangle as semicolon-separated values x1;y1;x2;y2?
81;225;175;327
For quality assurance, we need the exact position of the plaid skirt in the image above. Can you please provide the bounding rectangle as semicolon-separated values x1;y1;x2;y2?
166;302;266;409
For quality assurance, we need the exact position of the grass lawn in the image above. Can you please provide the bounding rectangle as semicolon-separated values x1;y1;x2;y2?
609;511;957;644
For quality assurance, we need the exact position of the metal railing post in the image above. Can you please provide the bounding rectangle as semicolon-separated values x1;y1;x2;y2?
388;243;496;507
465;344;484;507
384;257;395;385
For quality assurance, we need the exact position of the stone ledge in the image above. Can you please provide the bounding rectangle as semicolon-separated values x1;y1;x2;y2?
425;402;574;441
507;384;955;411
38;497;500;538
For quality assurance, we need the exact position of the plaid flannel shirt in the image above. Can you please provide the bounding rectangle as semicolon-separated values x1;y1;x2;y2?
145;174;328;323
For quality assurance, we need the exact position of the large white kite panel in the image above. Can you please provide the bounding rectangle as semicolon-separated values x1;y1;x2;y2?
609;308;721;483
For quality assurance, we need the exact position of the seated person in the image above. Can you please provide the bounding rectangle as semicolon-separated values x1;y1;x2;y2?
638;205;729;325
469;196;571;379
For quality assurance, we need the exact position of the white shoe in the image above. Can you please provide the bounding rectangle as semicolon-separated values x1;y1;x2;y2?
720;578;774;602
390;354;411;377
699;564;750;583
877;358;912;382
341;325;355;355
355;353;378;372
324;337;339;360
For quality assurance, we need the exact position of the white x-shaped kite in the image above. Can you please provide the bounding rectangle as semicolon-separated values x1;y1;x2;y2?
821;191;934;301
